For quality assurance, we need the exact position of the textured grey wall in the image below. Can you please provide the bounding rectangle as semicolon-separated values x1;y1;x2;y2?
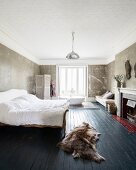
107;61;116;92
40;65;56;83
115;43;136;88
0;43;40;93
40;65;108;97
88;65;107;97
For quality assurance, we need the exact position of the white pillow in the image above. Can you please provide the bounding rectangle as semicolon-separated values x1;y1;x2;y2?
102;92;113;99
101;91;109;97
0;89;27;103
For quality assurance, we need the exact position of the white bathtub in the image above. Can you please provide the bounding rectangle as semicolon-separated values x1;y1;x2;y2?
59;96;85;105
69;97;85;105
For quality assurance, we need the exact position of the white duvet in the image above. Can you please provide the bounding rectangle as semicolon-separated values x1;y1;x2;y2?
0;94;69;127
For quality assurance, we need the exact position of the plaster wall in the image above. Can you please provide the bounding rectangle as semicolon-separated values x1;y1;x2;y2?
107;61;116;93
40;65;56;83
115;43;136;89
88;65;107;97
0;43;40;93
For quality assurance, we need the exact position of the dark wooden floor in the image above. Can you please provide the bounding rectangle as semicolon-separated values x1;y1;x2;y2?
0;105;136;170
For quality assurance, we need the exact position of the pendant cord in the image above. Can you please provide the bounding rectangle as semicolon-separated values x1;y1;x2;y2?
72;32;75;51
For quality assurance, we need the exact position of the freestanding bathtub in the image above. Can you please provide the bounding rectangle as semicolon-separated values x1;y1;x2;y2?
69;97;85;105
59;96;85;105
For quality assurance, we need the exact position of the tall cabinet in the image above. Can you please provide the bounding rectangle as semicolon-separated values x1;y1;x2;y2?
35;74;51;99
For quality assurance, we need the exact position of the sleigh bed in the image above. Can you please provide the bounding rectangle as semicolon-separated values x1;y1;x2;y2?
0;89;69;129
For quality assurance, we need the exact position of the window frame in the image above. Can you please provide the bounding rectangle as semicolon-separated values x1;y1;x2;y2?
56;65;88;97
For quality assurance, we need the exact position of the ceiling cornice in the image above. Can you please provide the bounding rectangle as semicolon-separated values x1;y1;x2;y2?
113;27;136;56
106;28;136;64
39;58;107;65
0;26;39;64
106;27;136;64
106;55;115;64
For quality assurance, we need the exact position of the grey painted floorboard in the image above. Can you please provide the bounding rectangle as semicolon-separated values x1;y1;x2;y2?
0;105;136;170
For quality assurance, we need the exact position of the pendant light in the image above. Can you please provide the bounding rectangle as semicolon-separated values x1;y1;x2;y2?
66;32;80;59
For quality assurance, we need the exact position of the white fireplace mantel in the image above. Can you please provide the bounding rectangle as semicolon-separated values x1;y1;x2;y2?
115;88;136;117
118;88;136;95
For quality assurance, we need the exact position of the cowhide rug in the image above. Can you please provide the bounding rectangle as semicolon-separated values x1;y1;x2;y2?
57;122;105;163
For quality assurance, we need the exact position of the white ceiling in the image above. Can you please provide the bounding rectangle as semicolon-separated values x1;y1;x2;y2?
0;0;136;64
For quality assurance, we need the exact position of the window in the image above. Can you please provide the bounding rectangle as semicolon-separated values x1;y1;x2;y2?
58;66;87;97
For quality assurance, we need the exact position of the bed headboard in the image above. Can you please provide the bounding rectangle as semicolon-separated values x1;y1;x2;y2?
0;89;27;103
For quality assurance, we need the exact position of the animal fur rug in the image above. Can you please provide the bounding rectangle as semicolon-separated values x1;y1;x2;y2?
57;122;105;163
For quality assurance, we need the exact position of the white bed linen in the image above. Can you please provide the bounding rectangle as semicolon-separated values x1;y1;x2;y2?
0;89;27;103
0;94;69;127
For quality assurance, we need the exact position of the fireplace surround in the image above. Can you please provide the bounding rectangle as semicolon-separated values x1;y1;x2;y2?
118;88;136;123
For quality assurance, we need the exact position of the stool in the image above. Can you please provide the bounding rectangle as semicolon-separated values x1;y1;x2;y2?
106;101;117;114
